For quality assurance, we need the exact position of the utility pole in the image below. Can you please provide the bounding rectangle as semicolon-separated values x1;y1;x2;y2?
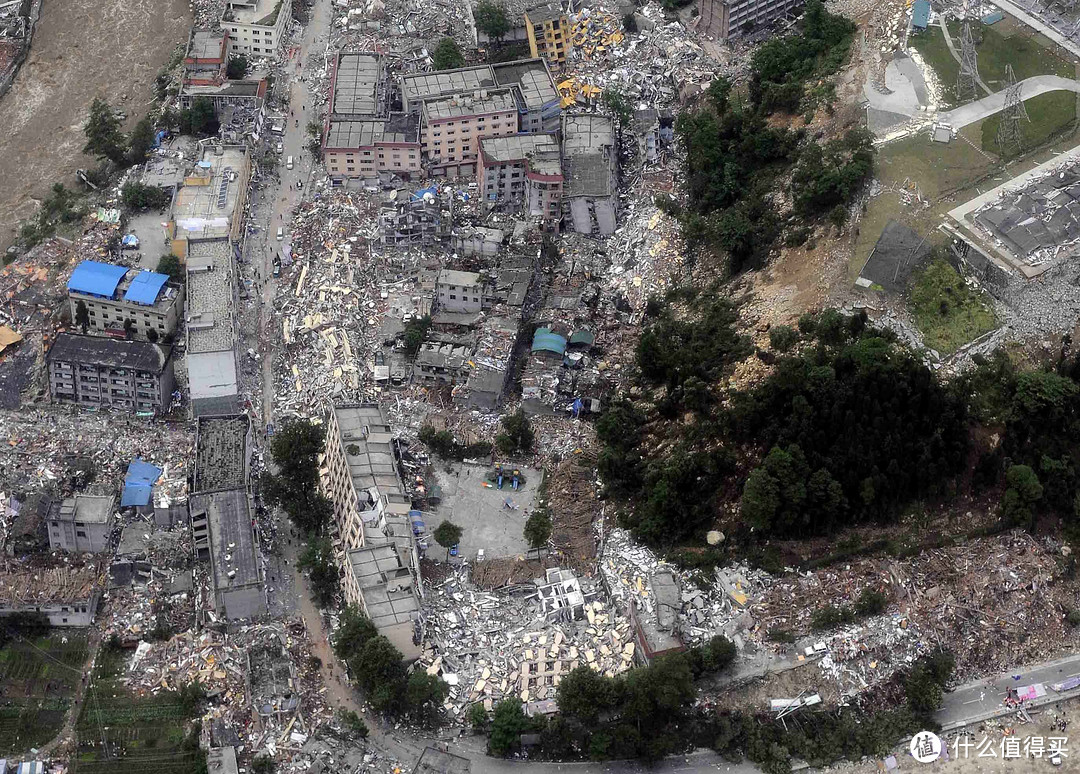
996;63;1030;156
957;20;980;103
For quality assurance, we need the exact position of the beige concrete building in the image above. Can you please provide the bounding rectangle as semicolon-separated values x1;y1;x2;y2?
67;261;183;340
697;0;804;40
323;404;423;660
168;144;251;256
420;89;519;177
324;52;422;181
221;0;291;57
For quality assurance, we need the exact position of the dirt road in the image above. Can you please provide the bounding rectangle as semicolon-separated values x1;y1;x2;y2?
0;0;190;253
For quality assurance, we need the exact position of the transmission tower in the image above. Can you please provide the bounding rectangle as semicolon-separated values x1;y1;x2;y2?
996;63;1030;156
957;20;981;102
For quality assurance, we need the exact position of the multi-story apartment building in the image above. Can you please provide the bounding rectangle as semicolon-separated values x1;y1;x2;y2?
420;89;519;177
190;488;266;620
400;59;562;173
48;495;115;553
323;404;422;662
524;3;571;67
435;269;495;313
324;116;421;179
221;0;291;57
67;261;183;340
478;134;563;230
47;333;175;416
697;0;804;40
323;52;423;181
168;144;251;254
379;189;452;246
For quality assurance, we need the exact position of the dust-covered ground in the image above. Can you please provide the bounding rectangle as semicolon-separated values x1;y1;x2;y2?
0;0;190;253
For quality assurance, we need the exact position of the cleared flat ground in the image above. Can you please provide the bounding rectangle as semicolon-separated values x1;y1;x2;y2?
0;0;190;254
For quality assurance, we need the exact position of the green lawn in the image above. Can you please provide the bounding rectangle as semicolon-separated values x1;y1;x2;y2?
910;257;998;354
981;91;1078;157
874;130;997;198
910;19;1074;107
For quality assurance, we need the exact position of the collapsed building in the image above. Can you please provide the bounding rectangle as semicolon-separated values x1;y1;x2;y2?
179;28;268;116
697;0;805;40
190;412;263;621
379;187;452;247
0;564;102;626
561;114;617;235
478;134;563;231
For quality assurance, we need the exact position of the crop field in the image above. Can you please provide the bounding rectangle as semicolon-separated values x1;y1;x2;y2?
0;632;87;754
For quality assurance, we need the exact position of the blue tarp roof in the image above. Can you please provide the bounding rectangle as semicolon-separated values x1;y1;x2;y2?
121;458;163;507
912;0;931;27
982;10;1003;23
123;271;169;305
412;186;438;200
68;260;128;299
531;327;567;356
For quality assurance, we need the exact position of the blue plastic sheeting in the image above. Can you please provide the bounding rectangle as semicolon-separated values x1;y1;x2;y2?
531;327;567;356
121;457;163;507
67;260;128;299
121;234;140;248
911;0;931;28
982;10;1003;23
123;271;170;305
412;186;438;200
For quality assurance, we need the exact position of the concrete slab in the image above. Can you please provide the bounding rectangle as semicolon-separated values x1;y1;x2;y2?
124;210;173;270
430;463;541;560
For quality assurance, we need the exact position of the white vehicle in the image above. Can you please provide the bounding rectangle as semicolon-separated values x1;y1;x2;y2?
286;156;295;170
275;142;283;153
276;227;284;241
270;124;285;135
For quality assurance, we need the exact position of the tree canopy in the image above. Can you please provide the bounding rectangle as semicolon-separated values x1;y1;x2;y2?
83;98;127;165
262;418;334;534
475;0;510;40
432;37;465;70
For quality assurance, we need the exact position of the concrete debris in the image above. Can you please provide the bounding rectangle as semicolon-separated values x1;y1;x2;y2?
417;563;635;719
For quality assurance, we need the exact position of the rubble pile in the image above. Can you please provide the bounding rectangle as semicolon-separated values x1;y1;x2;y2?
753;531;1080;688
543;448;601;572
419;564;636;719
273;192;402;412
0;408;192;497
601;527;774;647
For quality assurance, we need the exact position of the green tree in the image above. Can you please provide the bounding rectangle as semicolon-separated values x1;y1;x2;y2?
1002;464;1042;527
333;606;380;662
433;520;463;559
297;537;339;608
432;37;465;70
475;0;510;40
262;418;334;534
353;636;407;714
180;97;219;137
523;510;552;552
556;665;617;723
496;409;534;456
157;254;183;283
252;756;275;774
339;708;369;738
469;702;489;730
227;54;249;80
121;182;171;211
768;325;798;352
405;670;449;727
83;98;127;165
75;300;90;332
403;315;431;359
488;698;528;756
602;87;633;131
128;116;157;166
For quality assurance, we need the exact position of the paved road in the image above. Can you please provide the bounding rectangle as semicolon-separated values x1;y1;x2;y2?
938;74;1080;129
937;654;1080;731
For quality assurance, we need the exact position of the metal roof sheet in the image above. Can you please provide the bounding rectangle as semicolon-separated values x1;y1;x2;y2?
68;260;128;298
123;271;170;305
